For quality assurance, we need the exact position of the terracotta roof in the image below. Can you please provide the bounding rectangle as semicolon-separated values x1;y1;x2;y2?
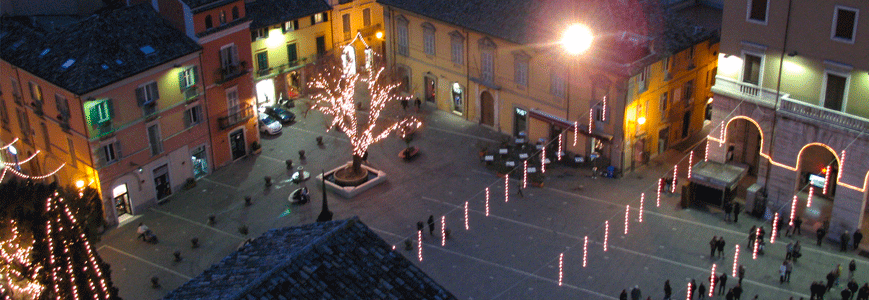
0;4;201;95
163;217;457;300
246;0;331;30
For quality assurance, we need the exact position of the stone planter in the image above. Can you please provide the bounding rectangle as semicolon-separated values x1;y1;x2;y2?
317;162;387;198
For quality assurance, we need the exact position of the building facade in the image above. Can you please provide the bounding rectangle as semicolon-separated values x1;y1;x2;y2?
710;0;869;239
0;4;205;225
378;0;719;173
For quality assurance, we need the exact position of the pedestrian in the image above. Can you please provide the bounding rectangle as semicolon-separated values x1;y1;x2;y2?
664;280;672;300
793;241;802;262
854;229;863;250
786;221;796;237
732;284;743;300
842;231;851;252
710;236;718;258
776;217;784;238
786;242;795;260
725;288;734;300
786;259;793;283
834;264;842;287
400;98;409;111
738;265;745;285
818;226;827;246
748;226;757;249
719;273;728;295
620;289;628;300
780;261;788;283
417;221;424;233
820;281;828;299
717;237;726;258
427;215;435;236
848;280;858;300
414;97;422;112
844;288;853;300
857;283;869;300
724;201;733;222
697;281;705;299
811;281;820;299
794;216;803;235
849;259;857;282
828;271;837;291
631;285;642;300
517;185;524;198
733;202;741;223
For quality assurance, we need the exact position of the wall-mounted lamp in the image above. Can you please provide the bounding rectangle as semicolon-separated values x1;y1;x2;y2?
787;51;798;57
129;161;143;173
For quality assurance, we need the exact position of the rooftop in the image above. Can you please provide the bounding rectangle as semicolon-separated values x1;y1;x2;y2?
0;4;201;95
246;0;331;30
163;217;457;300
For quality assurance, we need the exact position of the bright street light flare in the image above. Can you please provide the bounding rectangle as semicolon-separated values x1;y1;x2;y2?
562;24;593;55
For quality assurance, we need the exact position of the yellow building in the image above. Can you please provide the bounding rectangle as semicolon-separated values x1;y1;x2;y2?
0;4;206;225
246;0;333;107
378;0;720;173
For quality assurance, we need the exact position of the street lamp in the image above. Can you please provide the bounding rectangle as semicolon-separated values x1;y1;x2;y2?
562;24;594;55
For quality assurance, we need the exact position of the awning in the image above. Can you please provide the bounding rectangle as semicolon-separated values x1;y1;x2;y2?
689;161;747;190
528;109;613;141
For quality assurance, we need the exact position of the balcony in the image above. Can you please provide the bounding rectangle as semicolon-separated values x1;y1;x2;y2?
94;121;114;138
711;76;781;108
780;96;869;133
217;104;254;130
184;86;202;101
215;61;248;85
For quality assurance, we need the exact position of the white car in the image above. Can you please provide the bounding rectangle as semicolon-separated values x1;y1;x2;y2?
258;113;282;135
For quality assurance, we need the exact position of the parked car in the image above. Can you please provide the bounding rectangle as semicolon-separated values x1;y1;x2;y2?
261;106;295;123
258;113;282;135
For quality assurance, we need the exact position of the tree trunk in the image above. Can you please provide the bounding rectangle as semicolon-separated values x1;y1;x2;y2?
352;154;363;175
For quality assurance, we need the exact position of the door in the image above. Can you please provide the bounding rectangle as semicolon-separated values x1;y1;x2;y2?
227;88;240;123
480;91;494;126
424;76;436;103
681;111;691;138
230;129;246;160
153;164;172;200
658;127;669;154
513;108;527;137
192;146;208;178
316;36;326;57
113;184;131;216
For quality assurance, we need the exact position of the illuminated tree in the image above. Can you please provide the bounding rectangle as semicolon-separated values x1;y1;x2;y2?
0;180;117;300
307;50;421;178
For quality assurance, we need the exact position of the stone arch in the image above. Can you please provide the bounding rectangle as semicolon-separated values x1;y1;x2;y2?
724;116;764;175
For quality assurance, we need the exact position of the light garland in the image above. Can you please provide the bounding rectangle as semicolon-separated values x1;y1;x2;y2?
624;205;630;235
719;121;724;146
602;96;607;122
541;146;546;174
2;149;40;166
708;264;717;297
752;227;760;260
603;221;609;252
557;133;563;161
638;193;644;223
523;160;528;189
0;137;19;150
573;121;578;146
656;178;662;207
704;139;710;162
504;175;509;203
789;195;797;226
807;187;814;208
686;281;692;300
485;187;490;216
671;166;677;193
823;165;831;195
771;212;779;244
840;150;846;179
441;216;446;247
464;201;469;230
732;245;740;277
558;253;564;286
582;236;588;267
3;163;66;180
687;151;694;179
588;109;593;135
418;230;423;261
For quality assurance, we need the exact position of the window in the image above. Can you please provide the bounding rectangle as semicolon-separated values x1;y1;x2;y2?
312;12;326;24
67;138;76;167
205;15;213;29
822;72;848;111
741;53;762;85
343;14;351;34
232;6;239;20
179;66;198;90
662;56;671;74
101;142;119;164
91;100;112;124
747;0;768;23
287;43;298;64
147;124;163;156
41;123;50;152
710;67;718;87
16;109;31;144
363;8;371;27
219;44;239;69
10;78;21;102
481;50;494;83
219;11;226;25
422;23;436;56
450;31;464;65
637;66;649;93
256;51;269;71
550;69;564;98
252;28;268;40
660;92;668;121
28;82;43;104
136;82;160;106
0;96;9;127
184;105;202;128
55;94;69;119
316;36;326;56
832;6;859;42
683;80;694;106
283;20;297;33
514;54;529;86
397;17;409;56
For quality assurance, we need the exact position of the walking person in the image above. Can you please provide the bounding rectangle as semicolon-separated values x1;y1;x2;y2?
664;280;672;300
818;226;827;246
786;242;795;260
733;202;741;223
793;241;803;262
849;259;856;282
785;259;793;283
427;215;435;236
718;273;728;295
717;237;726;258
834;264;842;287
844;288;853;300
697;281;705;300
630;285;642;300
853;229;863;251
725;288;734;300
738;265;745;285
748;226;757;249
620;289;628;300
732;284;743;300
776;217;785;238
794;216;803;235
414;97;422;112
841;231;851;252
857;282;868;300
780;261;788;283
724;201;733;222
848;280;858;300
710;236;718;258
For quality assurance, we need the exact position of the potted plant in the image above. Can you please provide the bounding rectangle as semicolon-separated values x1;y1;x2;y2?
251;141;262;154
529;172;545;188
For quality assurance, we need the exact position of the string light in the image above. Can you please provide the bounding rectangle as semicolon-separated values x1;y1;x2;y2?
464;201;469;230
602;96;607;122
708;264;717;297
789;195;797;226
638;193;645;223
573;121;578;146
752;227;760;260
603;221;609;252
732;245;740;278
3;163;66;180
582;236;588;267
505;175;509;203
485;187;490;216
523;160;528;189
558;253;564;286
807;187;814;208
840;150;846;179
688;151;694;179
771;212;779;244
2;149;40;165
541;146;546;173
686;281;692;300
671;166;677;193
441;216;446;247
588;108;593;135
557;133;563;161
719;121;724;146
0;137;19;150
704;139;710;161
418;230;423;261
823;165;831;195
656;178;662;207
624;205;630;235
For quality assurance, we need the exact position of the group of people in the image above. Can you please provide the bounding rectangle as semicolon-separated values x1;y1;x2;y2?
723;200;741;223
416;215;436;237
709;236;727;258
810;278;869;300
747;225;767;255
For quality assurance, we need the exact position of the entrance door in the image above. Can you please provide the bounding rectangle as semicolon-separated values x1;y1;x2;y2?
424;76;436;103
191;145;208;178
230;129;246;160
480;91;494;126
451;83;463;114
153;164;172;200
513;108;527;137
113;184;131;216
682;111;691;138
316;36;326;57
658;127;669;154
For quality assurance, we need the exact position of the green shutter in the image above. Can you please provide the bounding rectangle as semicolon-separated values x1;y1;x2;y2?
136;87;146;106
114;141;122;159
179;69;186;91
88;103;99;128
150;82;160;102
183;108;191;127
191;66;198;85
105;99;114;121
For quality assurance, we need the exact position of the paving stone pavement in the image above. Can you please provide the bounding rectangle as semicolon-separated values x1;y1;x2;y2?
96;102;869;299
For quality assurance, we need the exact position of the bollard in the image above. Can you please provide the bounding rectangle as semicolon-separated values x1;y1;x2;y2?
190;238;199;249
285;159;293;169
207;215;216;225
244;196;252;207
238;225;249;235
173;251;182;262
150;276;160;288
316;136;323;146
298;150;306;160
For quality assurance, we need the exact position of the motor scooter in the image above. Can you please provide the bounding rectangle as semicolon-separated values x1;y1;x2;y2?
138;230;158;244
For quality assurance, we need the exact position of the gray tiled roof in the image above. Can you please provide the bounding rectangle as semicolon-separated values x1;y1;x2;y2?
246;0;331;30
0;4;201;95
163;217;457;300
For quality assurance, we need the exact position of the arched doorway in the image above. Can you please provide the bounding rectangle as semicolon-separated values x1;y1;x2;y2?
480;91;494;126
424;74;436;104
451;83;464;115
724;117;762;176
795;144;839;226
